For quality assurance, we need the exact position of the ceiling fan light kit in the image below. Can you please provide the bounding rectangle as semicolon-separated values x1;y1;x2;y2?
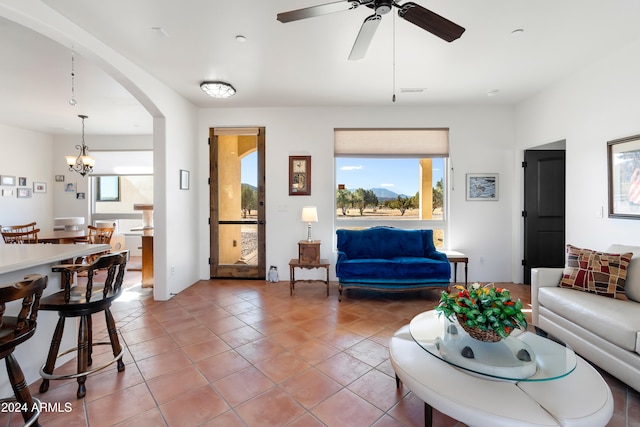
277;0;465;60
200;81;236;98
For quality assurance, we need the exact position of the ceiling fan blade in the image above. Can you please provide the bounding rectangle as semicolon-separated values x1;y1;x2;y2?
397;2;465;42
348;14;382;60
277;1;360;23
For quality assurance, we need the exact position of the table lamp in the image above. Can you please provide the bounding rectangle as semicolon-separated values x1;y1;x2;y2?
301;206;318;242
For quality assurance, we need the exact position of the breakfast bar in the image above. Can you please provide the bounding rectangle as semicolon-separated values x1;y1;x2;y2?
0;243;110;398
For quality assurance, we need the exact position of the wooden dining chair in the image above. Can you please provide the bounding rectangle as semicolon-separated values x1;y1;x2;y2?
0;274;48;426
39;251;128;399
0;222;37;233
1;228;40;244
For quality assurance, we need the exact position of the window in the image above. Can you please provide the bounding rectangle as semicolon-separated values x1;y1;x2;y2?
334;129;448;248
96;176;120;201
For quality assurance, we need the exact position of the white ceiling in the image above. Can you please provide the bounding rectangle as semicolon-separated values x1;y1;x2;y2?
2;0;640;136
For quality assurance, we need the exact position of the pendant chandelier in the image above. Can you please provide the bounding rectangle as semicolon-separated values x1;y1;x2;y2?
65;114;95;177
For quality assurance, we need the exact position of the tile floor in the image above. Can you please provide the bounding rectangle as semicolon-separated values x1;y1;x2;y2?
2;268;638;426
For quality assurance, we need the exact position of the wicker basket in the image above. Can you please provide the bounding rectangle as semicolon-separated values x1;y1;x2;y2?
457;318;502;342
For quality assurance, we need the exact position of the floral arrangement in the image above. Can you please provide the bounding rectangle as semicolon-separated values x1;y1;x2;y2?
436;283;527;339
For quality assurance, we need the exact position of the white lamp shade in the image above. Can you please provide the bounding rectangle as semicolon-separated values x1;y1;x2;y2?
301;206;318;222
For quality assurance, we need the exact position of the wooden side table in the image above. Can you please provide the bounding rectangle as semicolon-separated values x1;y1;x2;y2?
443;250;468;286
289;258;330;296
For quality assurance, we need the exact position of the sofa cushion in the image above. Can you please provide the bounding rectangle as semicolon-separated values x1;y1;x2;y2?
539;287;640;352
559;245;632;300
335;257;450;282
336;227;430;259
607;244;640;303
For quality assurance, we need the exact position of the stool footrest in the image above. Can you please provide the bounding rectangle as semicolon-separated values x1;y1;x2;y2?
40;342;124;380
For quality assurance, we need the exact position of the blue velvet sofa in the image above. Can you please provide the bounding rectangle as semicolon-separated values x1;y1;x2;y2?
335;227;451;300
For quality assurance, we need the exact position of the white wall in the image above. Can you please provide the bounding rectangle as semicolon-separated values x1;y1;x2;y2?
0;124;54;231
515;38;640;264
199;106;516;283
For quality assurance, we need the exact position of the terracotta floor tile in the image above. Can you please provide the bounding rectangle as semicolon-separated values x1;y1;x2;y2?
196;349;251;382
136;348;192;380
235;387;306;426
312;388;384;427
86;382;156;427
126;334;177;361
218;324;264;348
269;326;315;348
169;323;216;347
119;323;166;344
181;335;231;362
348;369;404;411
202;410;247;427
204;316;248;335
20;278;637;426
290;338;341;365
147;364;208;404
345;338;390;367
111;408;166;426
235;337;287;364
316;352;374;386
254;351;312;383
159;384;229;426
280;368;343;409
318;327;366;350
213;366;274;406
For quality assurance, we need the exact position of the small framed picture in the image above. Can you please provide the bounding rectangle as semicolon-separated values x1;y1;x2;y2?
0;175;16;186
33;182;47;193
289;156;311;196
466;173;499;201
180;169;190;190
2;189;13;197
17;188;32;198
55;175;65;182
18;177;27;186
65;182;76;192
76;192;85;200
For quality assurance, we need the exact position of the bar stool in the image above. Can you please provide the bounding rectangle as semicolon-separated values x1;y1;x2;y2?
0;274;48;426
38;251;128;398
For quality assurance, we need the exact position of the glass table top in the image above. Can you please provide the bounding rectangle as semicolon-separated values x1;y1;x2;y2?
409;310;577;382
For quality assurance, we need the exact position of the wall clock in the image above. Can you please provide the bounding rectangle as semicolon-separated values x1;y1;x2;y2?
289;156;311;196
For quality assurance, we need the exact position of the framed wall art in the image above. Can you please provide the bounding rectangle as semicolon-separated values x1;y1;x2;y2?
17;188;31;198
608;134;640;219
33;182;47;193
0;175;16;186
289;156;311;196
466;173;499;201
2;189;13;197
55;175;65;182
18;177;26;186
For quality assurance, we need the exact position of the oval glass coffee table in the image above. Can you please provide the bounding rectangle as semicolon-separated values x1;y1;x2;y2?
409;310;577;382
390;310;613;427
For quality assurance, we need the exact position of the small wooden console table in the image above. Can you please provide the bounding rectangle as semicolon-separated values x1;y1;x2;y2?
289;258;330;296
443;250;468;286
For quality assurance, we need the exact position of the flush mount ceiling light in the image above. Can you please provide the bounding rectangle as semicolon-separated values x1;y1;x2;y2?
200;81;236;99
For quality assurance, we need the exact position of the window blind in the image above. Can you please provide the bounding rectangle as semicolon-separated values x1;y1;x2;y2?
334;128;449;157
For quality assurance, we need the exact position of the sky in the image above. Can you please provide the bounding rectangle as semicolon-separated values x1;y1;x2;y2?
336;157;444;196
241;153;444;196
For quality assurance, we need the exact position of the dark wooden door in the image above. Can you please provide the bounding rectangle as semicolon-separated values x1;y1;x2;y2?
523;149;566;284
210;127;266;279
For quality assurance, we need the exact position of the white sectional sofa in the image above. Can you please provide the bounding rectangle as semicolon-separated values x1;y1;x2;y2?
531;244;640;392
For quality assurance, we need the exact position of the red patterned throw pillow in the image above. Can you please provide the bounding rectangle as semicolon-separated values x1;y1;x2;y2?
560;245;633;300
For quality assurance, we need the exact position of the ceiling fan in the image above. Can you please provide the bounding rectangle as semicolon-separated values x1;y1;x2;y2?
277;0;465;60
